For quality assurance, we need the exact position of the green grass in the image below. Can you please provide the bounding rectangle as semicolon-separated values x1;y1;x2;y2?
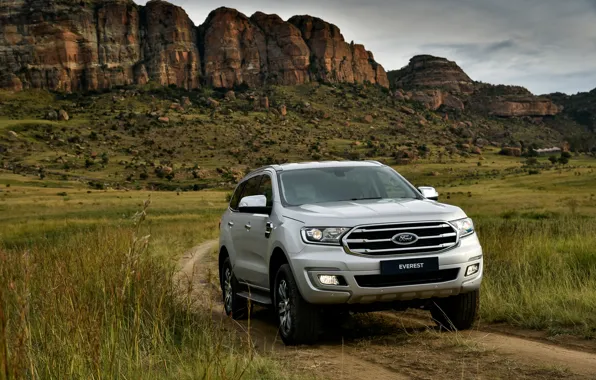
0;187;305;379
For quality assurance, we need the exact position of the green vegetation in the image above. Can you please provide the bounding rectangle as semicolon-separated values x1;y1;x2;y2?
0;185;302;379
1;84;596;377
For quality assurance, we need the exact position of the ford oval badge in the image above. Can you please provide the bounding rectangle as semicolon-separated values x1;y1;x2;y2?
392;232;419;245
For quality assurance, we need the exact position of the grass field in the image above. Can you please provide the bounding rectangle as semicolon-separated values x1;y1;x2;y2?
0;149;595;378
0;184;305;379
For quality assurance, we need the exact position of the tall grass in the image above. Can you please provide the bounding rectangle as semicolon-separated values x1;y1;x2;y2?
0;200;295;379
478;215;596;337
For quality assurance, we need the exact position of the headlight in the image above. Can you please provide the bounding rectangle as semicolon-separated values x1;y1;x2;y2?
451;218;475;238
301;227;350;245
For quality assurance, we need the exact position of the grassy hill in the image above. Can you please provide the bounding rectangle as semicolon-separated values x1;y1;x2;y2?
1;82;590;191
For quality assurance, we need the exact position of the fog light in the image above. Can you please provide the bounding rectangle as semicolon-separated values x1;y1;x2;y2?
465;264;480;277
318;275;340;286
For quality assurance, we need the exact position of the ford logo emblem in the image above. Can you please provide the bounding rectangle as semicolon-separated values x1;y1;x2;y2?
392;232;419;245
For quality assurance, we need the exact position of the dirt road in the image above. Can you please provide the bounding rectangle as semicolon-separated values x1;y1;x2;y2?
177;241;596;380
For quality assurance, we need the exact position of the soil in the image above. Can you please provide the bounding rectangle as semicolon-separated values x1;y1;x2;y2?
177;241;596;380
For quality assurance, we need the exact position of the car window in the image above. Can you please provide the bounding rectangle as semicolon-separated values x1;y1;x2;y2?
258;175;274;207
240;175;262;199
229;182;246;210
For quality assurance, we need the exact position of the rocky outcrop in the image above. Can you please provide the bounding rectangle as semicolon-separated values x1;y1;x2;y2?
480;98;561;117
142;0;201;89
410;90;465;111
289;15;389;87
0;1;388;92
389;55;474;94
390;55;561;117
250;12;310;86
198;8;266;88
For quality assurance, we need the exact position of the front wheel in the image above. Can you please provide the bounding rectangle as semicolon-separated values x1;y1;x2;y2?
274;264;321;345
430;289;479;331
220;257;249;320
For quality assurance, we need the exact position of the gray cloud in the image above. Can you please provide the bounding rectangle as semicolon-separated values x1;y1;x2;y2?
135;0;596;95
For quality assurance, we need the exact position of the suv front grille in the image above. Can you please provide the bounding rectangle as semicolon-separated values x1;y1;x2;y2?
355;268;460;288
343;222;458;256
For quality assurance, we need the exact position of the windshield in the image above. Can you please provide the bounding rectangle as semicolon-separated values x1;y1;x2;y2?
279;166;420;206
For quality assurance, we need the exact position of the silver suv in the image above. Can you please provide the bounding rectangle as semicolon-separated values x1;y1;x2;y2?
218;161;483;345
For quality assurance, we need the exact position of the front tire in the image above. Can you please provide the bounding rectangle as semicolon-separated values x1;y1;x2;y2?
274;264;321;345
220;257;249;320
431;289;479;331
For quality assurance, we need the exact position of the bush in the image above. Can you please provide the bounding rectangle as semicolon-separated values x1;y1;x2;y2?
558;157;569;165
548;156;558;164
561;151;572;159
499;147;522;157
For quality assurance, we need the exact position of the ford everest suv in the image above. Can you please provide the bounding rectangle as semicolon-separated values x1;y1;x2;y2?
219;161;483;345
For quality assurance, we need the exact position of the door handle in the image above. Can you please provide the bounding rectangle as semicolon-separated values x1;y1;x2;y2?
227;221;234;227
244;223;252;230
265;222;274;238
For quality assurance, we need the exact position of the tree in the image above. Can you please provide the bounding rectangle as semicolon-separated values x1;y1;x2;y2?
548;156;558;165
561;151;572;159
101;152;109;166
558;156;569;165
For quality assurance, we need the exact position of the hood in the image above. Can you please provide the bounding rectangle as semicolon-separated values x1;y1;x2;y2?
282;198;467;226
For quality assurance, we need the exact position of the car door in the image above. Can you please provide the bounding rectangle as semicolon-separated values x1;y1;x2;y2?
241;173;275;289
222;180;246;268
231;175;262;282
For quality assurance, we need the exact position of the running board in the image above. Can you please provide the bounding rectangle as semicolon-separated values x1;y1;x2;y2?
236;290;273;305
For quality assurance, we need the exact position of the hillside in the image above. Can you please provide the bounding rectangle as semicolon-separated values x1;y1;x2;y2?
0;80;589;190
1;3;595;191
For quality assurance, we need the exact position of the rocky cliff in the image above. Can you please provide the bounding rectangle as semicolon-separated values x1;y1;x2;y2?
388;55;561;117
0;0;388;92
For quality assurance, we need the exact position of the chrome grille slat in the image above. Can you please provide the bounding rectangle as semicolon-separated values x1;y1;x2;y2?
351;243;455;254
346;232;456;244
343;221;458;256
353;224;450;233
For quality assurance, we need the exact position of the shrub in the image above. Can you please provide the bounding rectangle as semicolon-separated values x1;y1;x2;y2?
499;147;521;157
548;156;558;164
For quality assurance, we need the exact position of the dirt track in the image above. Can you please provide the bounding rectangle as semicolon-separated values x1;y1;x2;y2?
177;241;596;380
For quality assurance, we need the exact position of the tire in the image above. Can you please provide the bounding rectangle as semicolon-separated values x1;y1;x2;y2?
430;289;479;331
220;257;249;320
274;264;321;345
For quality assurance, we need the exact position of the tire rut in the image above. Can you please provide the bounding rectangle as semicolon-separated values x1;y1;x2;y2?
177;240;596;380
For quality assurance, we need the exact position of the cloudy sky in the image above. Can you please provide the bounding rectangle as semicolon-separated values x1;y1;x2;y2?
135;0;596;95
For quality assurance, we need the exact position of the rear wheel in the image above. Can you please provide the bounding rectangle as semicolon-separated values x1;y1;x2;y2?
220;257;249;320
274;264;321;345
431;289;479;331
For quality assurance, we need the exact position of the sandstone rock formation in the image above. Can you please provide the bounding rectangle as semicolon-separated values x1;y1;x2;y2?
289;16;389;87
0;1;388;92
390;55;474;94
389;55;561;117
142;0;201;89
479;98;561;117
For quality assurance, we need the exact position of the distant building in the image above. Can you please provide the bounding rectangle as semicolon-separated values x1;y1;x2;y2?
535;147;562;156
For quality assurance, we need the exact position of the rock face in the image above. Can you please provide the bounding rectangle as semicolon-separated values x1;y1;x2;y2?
0;1;388;92
390;55;474;94
481;98;561;117
389;55;561;117
198;7;266;88
142;0;201;89
289;15;389;87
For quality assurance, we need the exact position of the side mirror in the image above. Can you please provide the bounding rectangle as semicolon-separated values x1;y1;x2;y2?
418;186;439;201
238;195;269;213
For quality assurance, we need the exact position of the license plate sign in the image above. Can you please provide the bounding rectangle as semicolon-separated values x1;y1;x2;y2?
380;257;439;275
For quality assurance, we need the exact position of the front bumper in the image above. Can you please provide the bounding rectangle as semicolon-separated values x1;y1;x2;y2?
289;234;483;305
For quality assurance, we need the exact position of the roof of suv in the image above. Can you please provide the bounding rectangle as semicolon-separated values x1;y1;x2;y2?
249;160;384;176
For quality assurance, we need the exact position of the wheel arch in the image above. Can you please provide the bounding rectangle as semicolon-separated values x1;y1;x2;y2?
269;247;289;294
